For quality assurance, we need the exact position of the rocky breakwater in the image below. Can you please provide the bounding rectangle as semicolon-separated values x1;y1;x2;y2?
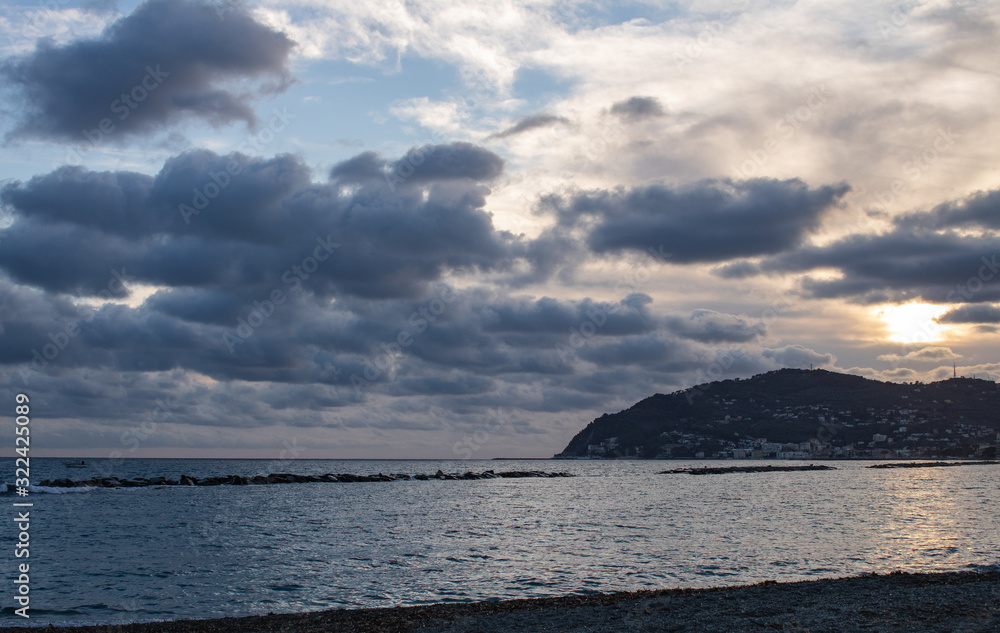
660;464;837;475
37;469;574;489
867;460;998;469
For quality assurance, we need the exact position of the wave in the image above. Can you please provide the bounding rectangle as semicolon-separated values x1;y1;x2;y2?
0;483;96;495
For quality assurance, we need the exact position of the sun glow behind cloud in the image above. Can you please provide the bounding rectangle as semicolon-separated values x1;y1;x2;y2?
877;302;951;344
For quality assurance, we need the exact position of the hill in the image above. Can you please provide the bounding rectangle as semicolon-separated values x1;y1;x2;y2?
555;369;999;459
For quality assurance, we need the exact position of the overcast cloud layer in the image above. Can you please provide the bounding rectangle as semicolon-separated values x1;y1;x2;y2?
1;0;998;458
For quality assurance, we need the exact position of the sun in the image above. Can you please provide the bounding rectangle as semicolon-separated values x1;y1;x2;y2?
876;303;951;344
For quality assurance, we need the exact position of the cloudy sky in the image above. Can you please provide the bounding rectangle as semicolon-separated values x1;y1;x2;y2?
1;0;998;459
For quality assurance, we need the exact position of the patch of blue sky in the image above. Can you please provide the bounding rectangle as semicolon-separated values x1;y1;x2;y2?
557;1;685;32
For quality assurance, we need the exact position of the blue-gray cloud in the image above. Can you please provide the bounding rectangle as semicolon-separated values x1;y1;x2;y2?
0;145;516;299
550;178;849;263
937;304;1000;323
489;113;570;139
610;96;666;121
1;0;294;142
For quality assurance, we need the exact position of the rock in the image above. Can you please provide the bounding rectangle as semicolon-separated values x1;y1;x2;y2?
43;469;576;489
659;465;837;475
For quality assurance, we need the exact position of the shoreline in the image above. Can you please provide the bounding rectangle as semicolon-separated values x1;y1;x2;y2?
10;570;999;633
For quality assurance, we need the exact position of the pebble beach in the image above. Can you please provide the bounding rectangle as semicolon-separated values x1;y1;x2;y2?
11;570;998;633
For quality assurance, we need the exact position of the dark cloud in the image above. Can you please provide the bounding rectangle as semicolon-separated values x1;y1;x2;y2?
664;309;766;343
0;269;807;431
713;260;762;279
610;96;666;121
715;188;1000;305
329;151;386;182
0;166;157;237
896;189;1000;230
482;295;655;337
390;142;504;183
144;287;249;325
0;145;517;299
328;143;505;189
0;137;857;450
489;113;570;139
937;304;1000;323
554;178;849;263
764;230;1000;304
1;0;294;142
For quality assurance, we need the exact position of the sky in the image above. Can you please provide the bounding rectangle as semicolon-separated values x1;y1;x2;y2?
1;0;999;459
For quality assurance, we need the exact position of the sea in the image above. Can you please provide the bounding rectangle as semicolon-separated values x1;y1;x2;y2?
1;457;998;626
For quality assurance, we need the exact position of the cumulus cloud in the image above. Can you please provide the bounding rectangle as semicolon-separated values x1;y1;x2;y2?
329;151;384;182
391;142;505;183
713;260;762;279
489;113;569;139
1;0;294;142
785;231;1000;305
609;96;666;121
936;304;1000;324
664;309;766;343
762;345;836;369
877;346;962;363
0;258;825;442
551;178;849;263
0;144;516;299
896;189;1000;231
726;189;1000;305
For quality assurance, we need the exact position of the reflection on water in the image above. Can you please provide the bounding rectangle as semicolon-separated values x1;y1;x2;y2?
2;458;998;625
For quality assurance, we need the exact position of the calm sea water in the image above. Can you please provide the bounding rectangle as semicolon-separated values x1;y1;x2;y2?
1;458;998;626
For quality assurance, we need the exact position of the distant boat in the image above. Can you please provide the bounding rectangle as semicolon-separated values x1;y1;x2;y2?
62;460;87;468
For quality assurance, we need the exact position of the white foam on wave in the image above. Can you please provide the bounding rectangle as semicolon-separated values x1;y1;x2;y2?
25;484;97;494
